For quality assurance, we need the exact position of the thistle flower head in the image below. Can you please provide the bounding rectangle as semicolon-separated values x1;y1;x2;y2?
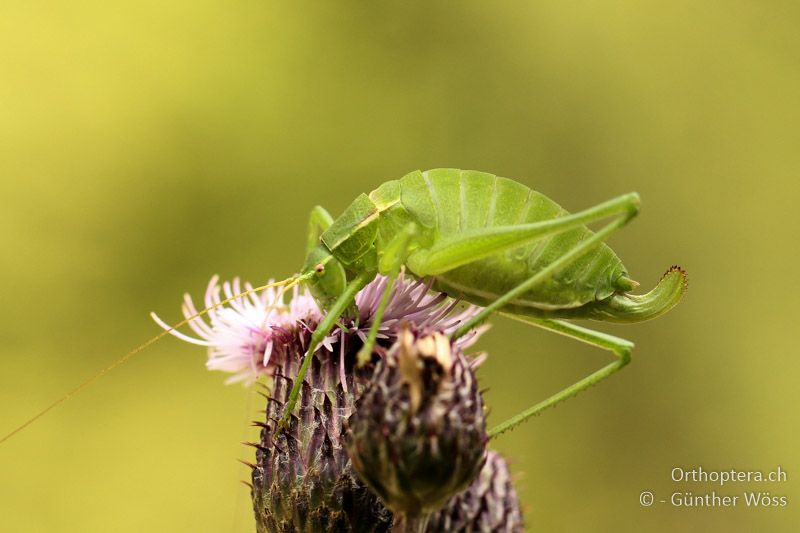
346;327;488;518
427;450;525;532
251;347;393;532
153;270;492;530
152;270;485;386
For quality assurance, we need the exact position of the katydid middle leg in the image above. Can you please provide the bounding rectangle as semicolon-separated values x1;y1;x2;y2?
306;205;334;253
356;222;418;365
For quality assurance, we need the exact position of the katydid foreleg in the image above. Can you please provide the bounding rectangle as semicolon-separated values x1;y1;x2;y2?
278;269;375;430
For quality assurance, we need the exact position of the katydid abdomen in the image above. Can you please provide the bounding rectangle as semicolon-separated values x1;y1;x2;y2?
367;169;682;323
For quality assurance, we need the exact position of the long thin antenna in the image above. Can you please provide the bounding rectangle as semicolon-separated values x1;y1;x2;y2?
0;274;308;445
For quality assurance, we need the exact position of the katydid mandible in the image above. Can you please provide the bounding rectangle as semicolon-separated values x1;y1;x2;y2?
0;168;686;444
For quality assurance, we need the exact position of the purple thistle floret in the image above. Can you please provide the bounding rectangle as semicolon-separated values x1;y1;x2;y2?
152;270;486;385
354;273;484;347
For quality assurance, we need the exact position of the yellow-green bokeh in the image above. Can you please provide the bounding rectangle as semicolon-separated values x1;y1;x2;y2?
1;2;798;531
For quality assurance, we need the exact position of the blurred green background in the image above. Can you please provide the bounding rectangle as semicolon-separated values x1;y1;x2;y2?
1;2;798;531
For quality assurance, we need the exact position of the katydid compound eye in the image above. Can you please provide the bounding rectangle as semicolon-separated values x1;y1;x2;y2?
314;264;325;273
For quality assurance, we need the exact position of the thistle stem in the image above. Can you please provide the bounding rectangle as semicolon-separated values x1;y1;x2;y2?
393;513;430;533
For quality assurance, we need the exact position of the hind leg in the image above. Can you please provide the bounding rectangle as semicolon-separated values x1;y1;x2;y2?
489;317;633;437
409;209;637;434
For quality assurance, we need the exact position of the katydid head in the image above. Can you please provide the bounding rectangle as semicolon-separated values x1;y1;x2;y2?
303;243;347;310
302;193;383;309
